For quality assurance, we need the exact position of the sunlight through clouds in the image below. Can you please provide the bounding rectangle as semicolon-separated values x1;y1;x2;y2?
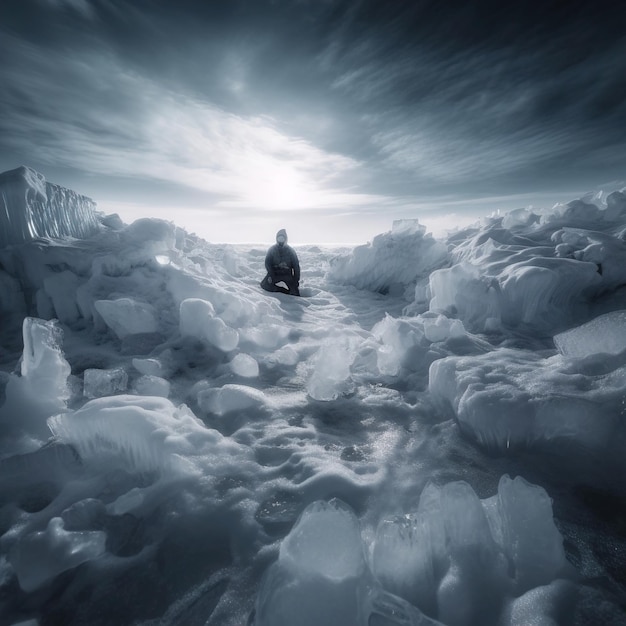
146;96;377;211
3;0;624;244
0;33;382;214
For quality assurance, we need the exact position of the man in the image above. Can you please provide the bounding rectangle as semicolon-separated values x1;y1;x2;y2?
260;228;300;296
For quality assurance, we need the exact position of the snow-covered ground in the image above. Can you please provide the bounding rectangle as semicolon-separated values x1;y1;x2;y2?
1;167;626;625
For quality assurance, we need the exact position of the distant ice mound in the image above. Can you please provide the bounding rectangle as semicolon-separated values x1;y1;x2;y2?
328;219;448;295
0;166;101;247
429;342;626;482
426;195;626;334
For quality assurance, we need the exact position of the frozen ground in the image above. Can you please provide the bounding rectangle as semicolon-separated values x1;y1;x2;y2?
1;168;626;625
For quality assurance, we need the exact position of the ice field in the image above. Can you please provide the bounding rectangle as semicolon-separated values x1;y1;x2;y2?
1;166;626;625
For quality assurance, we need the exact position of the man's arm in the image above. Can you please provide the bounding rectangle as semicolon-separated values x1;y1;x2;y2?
265;247;272;273
291;249;300;282
265;247;276;282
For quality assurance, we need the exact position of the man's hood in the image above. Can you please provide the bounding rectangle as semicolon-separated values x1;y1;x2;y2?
276;229;288;244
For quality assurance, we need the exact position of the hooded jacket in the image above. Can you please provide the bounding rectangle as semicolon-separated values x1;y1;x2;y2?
265;229;300;281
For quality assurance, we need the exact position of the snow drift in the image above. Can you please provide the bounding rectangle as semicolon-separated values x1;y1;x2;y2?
0;168;625;625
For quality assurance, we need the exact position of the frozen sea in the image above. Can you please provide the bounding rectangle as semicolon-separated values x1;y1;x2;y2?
1;167;626;625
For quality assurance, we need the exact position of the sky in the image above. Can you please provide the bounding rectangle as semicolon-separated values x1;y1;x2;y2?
1;0;625;244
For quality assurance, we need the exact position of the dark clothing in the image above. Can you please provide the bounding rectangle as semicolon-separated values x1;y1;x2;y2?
261;243;300;296
265;243;300;282
260;272;300;295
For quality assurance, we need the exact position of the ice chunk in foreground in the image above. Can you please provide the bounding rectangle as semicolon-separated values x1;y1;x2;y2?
493;475;567;593
48;395;205;473
373;511;438;613
94;297;159;339
373;315;424;376
371;314;463;377
554;310;626;358
1;318;70;436
500;579;575;626
197;384;267;416
10;517;105;592
204;316;240;351
267;345;299;367
132;357;165;377
19;317;71;402
254;499;367;626
133;374;170;398
179;298;239;351
179;297;216;336
83;367;128;398
280;499;365;580
307;340;354;401
0;166;100;247
372;478;568;625
374;481;505;624
429;347;621;456
255;499;447;626
230;353;259;378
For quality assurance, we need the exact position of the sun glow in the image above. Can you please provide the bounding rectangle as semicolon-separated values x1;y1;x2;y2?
244;160;318;210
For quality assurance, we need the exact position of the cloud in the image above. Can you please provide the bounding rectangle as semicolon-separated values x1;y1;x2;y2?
319;5;626;190
371;123;591;184
2;0;625;229
0;33;389;213
39;0;97;20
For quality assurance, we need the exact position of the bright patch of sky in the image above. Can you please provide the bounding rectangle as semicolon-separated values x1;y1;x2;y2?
1;0;625;243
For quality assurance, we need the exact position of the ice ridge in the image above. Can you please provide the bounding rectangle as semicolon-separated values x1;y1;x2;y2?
0;166;101;247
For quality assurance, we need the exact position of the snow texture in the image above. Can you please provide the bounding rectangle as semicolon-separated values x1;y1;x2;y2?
179;297;239;351
0;168;625;625
48;395;216;474
328;218;448;294
554;309;626;358
94;298;159;339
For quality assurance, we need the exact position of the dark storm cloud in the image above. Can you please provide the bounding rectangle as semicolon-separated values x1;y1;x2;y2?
1;0;625;214
301;0;626;194
0;0;369;211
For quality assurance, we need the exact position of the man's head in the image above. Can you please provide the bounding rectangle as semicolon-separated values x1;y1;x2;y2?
276;229;288;247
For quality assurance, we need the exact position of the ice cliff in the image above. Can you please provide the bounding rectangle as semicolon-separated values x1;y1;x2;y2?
0;166;101;247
